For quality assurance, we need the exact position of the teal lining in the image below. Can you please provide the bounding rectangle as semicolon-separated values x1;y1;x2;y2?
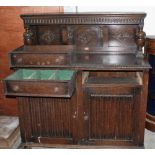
6;69;75;81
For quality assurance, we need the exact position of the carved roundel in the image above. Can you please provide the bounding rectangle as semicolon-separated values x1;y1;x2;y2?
40;30;55;44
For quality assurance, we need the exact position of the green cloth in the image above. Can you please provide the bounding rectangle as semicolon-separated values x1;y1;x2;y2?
6;69;75;81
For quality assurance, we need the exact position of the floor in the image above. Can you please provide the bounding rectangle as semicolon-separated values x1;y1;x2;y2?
19;129;155;149
144;129;155;149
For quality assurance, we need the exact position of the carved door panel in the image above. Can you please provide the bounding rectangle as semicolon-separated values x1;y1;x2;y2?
18;95;76;144
82;86;140;145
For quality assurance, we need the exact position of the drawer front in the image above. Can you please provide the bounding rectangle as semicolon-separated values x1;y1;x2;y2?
10;53;70;67
3;69;76;97
84;86;134;96
4;81;74;97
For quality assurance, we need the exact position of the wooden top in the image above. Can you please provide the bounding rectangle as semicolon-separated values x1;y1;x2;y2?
21;12;147;16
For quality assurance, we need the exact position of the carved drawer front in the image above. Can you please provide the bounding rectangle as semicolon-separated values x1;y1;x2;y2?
3;69;76;97
10;53;70;67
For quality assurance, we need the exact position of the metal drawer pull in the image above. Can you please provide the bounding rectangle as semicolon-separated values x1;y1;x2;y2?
17;57;23;63
55;56;64;63
46;61;50;65
12;85;20;91
54;87;59;93
84;55;90;60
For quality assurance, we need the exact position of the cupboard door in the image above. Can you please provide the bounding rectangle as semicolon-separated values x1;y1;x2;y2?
83;86;140;145
18;96;76;144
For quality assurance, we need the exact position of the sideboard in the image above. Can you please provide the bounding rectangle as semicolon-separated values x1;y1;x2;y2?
3;13;151;148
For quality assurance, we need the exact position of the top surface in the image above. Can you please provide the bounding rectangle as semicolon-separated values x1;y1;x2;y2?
20;12;147;17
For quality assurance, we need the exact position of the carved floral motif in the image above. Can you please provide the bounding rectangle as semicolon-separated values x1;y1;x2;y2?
111;30;133;44
75;28;99;46
40;30;55;44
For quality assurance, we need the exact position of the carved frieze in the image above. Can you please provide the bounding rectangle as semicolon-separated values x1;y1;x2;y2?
21;14;146;25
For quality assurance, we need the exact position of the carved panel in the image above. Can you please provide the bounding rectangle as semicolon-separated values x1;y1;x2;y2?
73;26;102;46
83;86;140;141
40;31;55;44
88;95;134;139
38;26;61;45
109;25;137;47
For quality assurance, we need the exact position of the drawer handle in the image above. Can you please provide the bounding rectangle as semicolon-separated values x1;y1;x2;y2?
12;85;20;91
41;62;45;65
84;55;90;60
46;61;50;65
54;87;59;93
17;57;23;63
37;62;41;65
55;56;64;63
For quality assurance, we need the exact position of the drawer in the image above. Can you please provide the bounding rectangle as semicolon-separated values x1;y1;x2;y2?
10;53;71;67
3;69;76;97
83;75;141;97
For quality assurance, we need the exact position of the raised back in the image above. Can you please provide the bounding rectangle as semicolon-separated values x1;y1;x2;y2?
21;13;146;55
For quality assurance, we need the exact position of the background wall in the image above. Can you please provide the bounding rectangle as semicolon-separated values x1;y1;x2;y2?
0;6;63;116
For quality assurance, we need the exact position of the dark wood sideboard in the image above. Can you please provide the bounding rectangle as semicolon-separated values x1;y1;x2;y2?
3;13;151;148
